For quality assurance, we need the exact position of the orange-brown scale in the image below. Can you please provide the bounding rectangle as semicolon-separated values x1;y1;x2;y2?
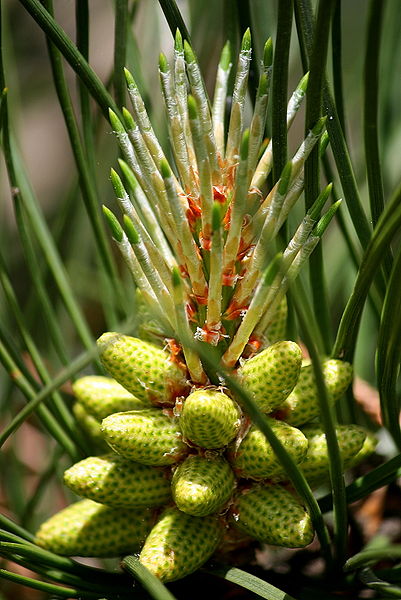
224;300;249;320
213;185;227;203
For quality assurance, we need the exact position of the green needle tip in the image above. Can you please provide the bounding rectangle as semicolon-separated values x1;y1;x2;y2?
110;168;126;198
263;38;273;68
123;214;140;244
319;131;330;157
312;115;327;136
124;68;136;89
102;205;123;243
241;28;251;52
159;53;169;73
299;72;309;93
309;183;333;221
175;29;183;52
122;107;135;130
184;40;196;64
314;200;342;237
109;109;125;133
118;159;138;191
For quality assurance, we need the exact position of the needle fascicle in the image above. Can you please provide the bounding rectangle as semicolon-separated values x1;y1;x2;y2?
174;30;197;173
159;53;195;195
102;206;172;334
247;38;272;185
123;214;177;330
110;168;174;294
225;28;252;167
160;158;208;304
184;40;221;184
251;71;309;192
212;41;232;159
187;94;214;245
117;159;176;268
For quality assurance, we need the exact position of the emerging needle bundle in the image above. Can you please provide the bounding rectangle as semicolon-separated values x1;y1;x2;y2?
35;31;376;582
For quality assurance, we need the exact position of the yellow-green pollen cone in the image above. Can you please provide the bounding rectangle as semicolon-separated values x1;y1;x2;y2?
35;499;153;557
101;408;188;466
237;341;302;413
72;375;148;419
172;454;235;516
97;332;188;406
229;417;308;480
294;424;369;487
139;507;223;582
232;484;314;547
278;358;353;426
179;388;241;449
64;453;171;508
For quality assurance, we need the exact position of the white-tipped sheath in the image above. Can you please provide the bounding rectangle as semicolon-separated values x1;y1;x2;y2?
256;198;339;337
125;70;166;166
116;190;175;295
174;35;197;171
247;72;270;185
288;236;320;280
125;118;173;211
286;72;309;126
249;120;324;240
188;96;214;243
113;127;138;173
185;42;221;183
126;222;177;330
212;42;232;158
111;113;178;250
254;182;329;291
162;161;207;302
123;117;191;265
290;118;326;183
125;68;191;201
225;30;252;166
118;160;176;268
251;72;309;192
231;195;314;318
115;233;172;333
159;57;194;195
237;177;326;313
172;268;207;384
282;216;317;271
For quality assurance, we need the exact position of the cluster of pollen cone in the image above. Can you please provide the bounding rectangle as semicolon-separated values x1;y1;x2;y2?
35;31;377;582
